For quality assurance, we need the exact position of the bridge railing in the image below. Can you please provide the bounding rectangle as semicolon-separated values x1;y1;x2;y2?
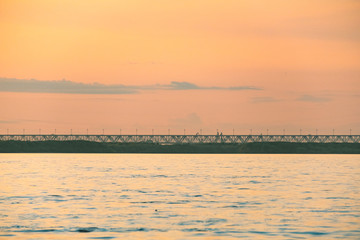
0;135;359;144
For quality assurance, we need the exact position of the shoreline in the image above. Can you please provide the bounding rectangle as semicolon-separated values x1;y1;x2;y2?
1;141;359;154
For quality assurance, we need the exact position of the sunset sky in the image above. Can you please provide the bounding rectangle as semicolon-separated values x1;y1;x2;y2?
1;0;359;135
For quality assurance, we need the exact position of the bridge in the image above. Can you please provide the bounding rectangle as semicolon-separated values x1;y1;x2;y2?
0;134;359;144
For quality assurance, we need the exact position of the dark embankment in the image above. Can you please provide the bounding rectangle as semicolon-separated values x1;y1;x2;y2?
0;141;359;153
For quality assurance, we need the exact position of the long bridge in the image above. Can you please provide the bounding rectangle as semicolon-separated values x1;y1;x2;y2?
0;134;359;144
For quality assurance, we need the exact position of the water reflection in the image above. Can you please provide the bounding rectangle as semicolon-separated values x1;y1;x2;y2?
0;154;359;239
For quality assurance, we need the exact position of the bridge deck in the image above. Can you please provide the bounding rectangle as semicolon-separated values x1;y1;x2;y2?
0;135;359;144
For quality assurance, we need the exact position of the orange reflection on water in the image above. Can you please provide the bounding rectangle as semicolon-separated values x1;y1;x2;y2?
0;154;359;239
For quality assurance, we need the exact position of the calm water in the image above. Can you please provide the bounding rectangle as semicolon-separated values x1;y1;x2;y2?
0;154;359;239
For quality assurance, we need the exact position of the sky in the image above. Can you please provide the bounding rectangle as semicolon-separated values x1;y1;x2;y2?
0;0;359;135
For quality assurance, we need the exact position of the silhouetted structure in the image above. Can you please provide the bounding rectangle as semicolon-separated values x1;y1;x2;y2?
0;134;359;144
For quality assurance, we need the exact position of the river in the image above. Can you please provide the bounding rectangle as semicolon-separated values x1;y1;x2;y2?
0;154;359;239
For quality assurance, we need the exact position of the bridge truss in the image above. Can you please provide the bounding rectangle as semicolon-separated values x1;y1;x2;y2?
0;135;359;144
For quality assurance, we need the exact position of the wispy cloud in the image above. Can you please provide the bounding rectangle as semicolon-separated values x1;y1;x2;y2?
0;78;262;94
296;94;331;102
0;78;137;94
169;113;203;127
164;81;261;91
0;120;19;124
0;118;69;126
166;81;200;90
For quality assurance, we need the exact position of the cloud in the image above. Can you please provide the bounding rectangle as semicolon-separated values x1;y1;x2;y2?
169;113;203;127
0;120;19;124
228;86;262;90
0;118;55;125
167;81;200;90
0;78;262;94
296;94;331;102
0;78;137;94
164;81;262;91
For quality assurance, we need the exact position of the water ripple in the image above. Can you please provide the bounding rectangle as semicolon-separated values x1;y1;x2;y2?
0;154;359;239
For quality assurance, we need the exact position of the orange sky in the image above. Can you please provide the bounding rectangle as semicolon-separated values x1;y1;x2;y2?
1;0;359;135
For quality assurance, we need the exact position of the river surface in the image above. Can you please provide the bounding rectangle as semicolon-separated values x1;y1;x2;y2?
0;154;359;239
